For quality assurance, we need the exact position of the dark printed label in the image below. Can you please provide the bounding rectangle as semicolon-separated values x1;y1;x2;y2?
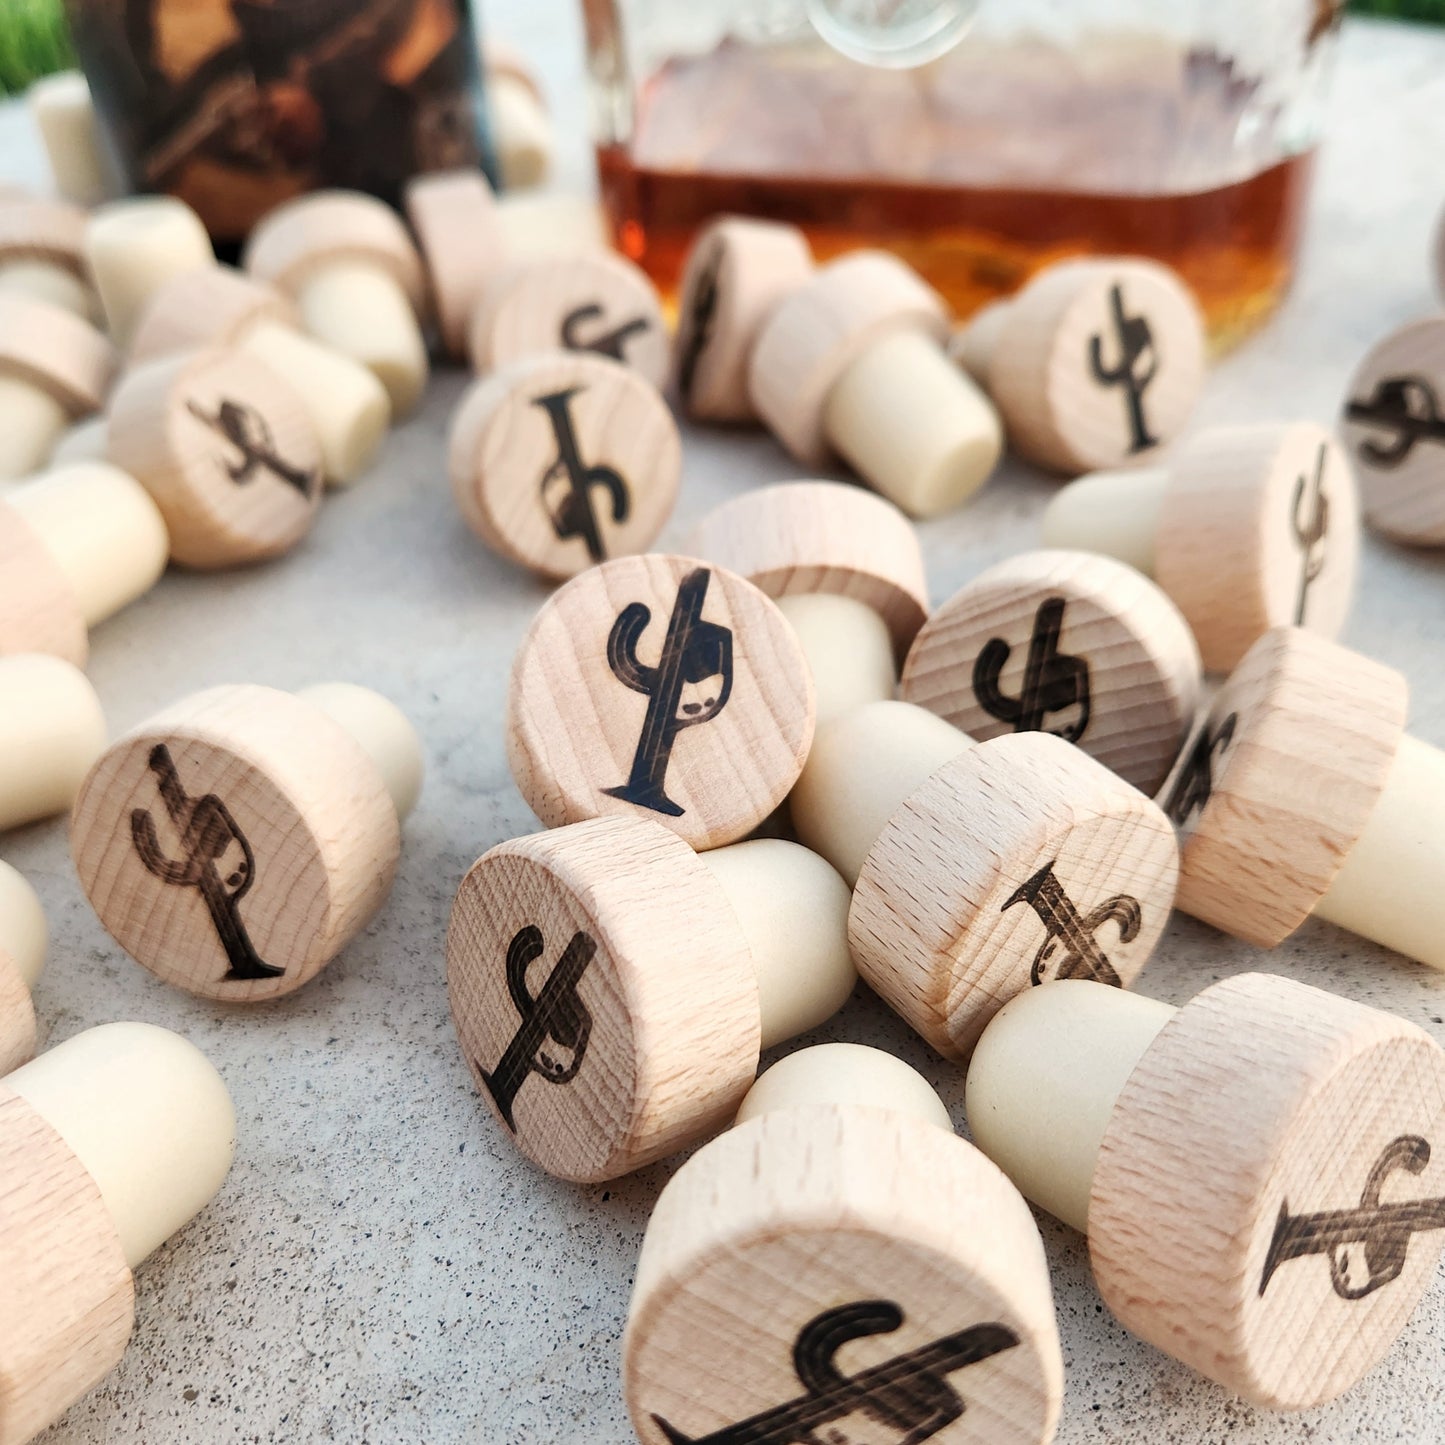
1087;281;1159;454
1345;375;1445;469
187;396;317;496
1162;713;1237;829
1001;860;1139;986
560;302;651;363
973;596;1091;741
533;386;630;563
1291;441;1330;626
676;242;723;405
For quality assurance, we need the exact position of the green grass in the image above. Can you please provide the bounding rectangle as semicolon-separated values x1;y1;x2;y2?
0;0;74;95
1350;0;1445;17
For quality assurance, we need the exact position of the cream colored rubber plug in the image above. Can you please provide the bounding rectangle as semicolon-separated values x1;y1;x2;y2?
447;815;853;1182
624;1042;1064;1445
0;1022;234;1440
71;682;421;1002
28;70;118;208
483;42;554;190
967;973;1445;1409
0;652;106;831
0;861;47;1076
0;196;92;318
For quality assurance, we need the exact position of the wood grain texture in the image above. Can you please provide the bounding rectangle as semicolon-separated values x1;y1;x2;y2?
0;292;115;414
506;554;815;850
0;951;36;1077
71;685;400;1002
850;731;1179;1061
446;816;759;1182
1173;627;1407;946
0;501;87;666
0;199;88;273
900;549;1201;794
0;1087;134;1445
127;266;298;364
686;478;929;661
447;352;680;580
625;1104;1062;1445
1090;972;1445;1408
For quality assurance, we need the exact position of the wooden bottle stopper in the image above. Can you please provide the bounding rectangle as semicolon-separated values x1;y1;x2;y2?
126;265;298;363
0;653;106;831
968;972;1445;1408
447;815;853;1182
686;479;929;719
900;550;1201;795
27;71;117;208
0;462;170;667
243;190;430;416
483;41;554;190
1043;422;1358;671
1339;315;1445;546
672;216;814;423
0;1021;233;1440
0;862;46;1077
83;197;215;347
448;352;681;580
624;1042;1064;1445
957;258;1207;475
493;192;610;258
466;251;669;389
0;197;93;318
70;681;421;1001
0;292;116;481
106;346;323;568
507;554;815;850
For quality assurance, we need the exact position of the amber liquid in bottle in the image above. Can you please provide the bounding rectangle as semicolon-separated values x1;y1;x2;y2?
597;35;1316;347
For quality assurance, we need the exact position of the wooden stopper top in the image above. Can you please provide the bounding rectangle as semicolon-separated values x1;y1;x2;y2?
986;258;1206;475
0;198;87;273
243;190;426;313
0;496;88;667
127;266;299;364
1090;972;1445;1408
466;252;668;388
447;816;761;1182
448;352;681;580
1339;316;1445;546
686;479;929;661
403;170;506;359
748;251;949;465
507;554;816;851
106;347;323;569
71;684;401;1002
0;292;115;414
624;1103;1063;1445
850;731;1179;1061
672;216;813;423
900;549;1201;795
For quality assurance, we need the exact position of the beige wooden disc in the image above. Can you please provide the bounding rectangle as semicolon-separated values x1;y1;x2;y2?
1171;627;1407;947
900;549;1201;795
748;251;949;465
448;352;681;581
127;266;299;364
850;732;1178;1061
0;500;87;667
672;216;813;423
988;258;1206;475
1091;972;1445;1409
447;816;759;1183
403;170;506;359
0;198;87;273
625;1104;1062;1445
0;1087;135;1442
0;292;115;413
466;252;668;388
507;555;816;851
71;685;400;1002
0;950;36;1076
686;479;929;661
1339;316;1445;545
106;347;322;569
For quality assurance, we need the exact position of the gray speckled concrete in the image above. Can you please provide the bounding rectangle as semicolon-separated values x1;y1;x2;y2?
6;10;1445;1443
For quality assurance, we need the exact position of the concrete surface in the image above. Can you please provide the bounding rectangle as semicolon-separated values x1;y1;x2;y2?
5;9;1445;1444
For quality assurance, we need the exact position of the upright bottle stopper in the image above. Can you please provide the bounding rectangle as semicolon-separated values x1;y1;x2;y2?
0;197;93;317
624;1042;1064;1445
967;973;1445;1408
482;41;554;190
27;71;117;208
70;681;422;1002
0;862;47;1076
0;653;106;832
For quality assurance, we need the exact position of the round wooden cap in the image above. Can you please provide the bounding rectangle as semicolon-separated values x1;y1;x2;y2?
403;170;506;359
128;266;298;364
448;352;681;581
1091;971;1445;1408
1156;422;1360;672
71;684;400;1001
507;554;816;850
0;949;37;1075
672;216;813;422
0;197;88;272
0;498;87;666
1339;316;1445;546
625;1104;1063;1445
748;251;949;465
900;549;1201;795
686;479;929;661
1170;627;1407;946
0;292;116;413
106;347;322;569
988;258;1206;475
446;816;759;1183
243;190;426;313
850;731;1179;1061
